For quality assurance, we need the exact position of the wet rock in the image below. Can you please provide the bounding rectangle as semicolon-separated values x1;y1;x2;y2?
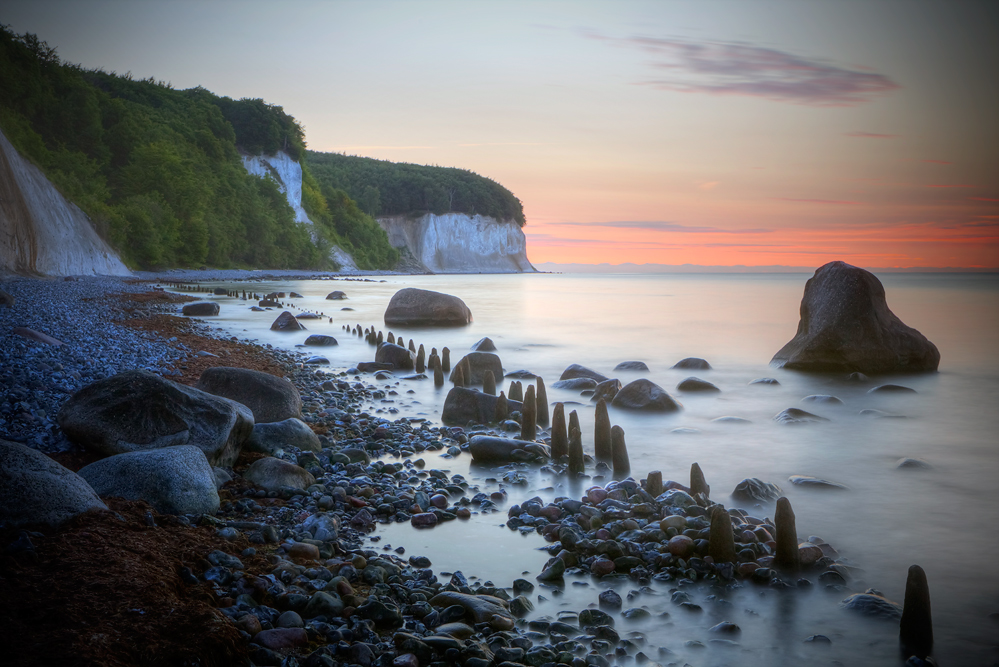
676;377;720;393
840;590;902;619
246;417;321;454
559;364;608;383
411;512;438;528
798;543;823;566
801;394;843;405
325;291;347;300
357;599;404;628
749;377;780;386
303;335;337;346
254;628;309;650
788;475;849;491
60;369;253;467
774;497;799;573
78;445;219;516
375;343;415;370
429;591;512;628
869;384;917;394
243;457;315;491
709;622;741;634
196;366;302;424
0;438;107;527
771;261;940;373
536;557;565;581
611;425;630;476
442;387;523;426
731;478;783;503
672;357;711;370
612;379;682;412
579;608;614;627
304;591;344;618
182;302;219;316
598;589;623;609
553;377;597;390
774;408;829;425
449;352;503;385
896;458;932;470
468;436;545;463
592;378;623;404
614;361;649;371
667;535;694;558
646;470;663;497
384;288;472;327
472;337;496;351
590;558;615;576
271;311;305;331
847;371;870;382
690;462;709;498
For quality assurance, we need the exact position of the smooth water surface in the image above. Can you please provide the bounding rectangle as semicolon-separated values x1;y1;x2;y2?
171;272;999;665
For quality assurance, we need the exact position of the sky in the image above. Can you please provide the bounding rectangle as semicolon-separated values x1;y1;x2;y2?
4;0;998;268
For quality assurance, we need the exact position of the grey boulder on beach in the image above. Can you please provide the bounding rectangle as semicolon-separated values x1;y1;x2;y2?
383;287;472;327
58;369;253;467
771;261;940;373
195;366;302;423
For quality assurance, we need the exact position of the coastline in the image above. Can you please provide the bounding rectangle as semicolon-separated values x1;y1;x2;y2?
0;274;938;667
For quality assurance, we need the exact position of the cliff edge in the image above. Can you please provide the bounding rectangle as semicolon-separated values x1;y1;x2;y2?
0;128;130;277
377;213;535;274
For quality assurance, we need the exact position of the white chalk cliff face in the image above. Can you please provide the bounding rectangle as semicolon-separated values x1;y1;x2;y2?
0;128;130;276
377;213;535;273
241;151;358;271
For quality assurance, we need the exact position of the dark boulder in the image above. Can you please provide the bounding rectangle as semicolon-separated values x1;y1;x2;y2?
326;291;347;300
788;475;849;490
672;357;711;370
271;311;305;331
195;366;302;424
59;370;253;467
182;302;219;316
375;343;415;370
304;335;337;346
449;352;502;385
384;288;472;327
442;387;523;426
468;436;548;463
676;377;720;393
472;337;497;351
553;377;597;390
771;261;940;373
614;361;649;372
731;478;783;503
611;379;682;412
591;378;622;403
774;408;828;425
559;364;608;383
258;299;281;308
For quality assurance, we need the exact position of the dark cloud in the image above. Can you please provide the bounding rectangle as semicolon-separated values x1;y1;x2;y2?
547;220;771;233
590;34;899;106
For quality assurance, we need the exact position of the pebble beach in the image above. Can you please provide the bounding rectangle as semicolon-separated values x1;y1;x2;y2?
0;273;944;667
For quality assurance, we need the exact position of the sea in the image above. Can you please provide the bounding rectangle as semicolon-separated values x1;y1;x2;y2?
170;272;999;666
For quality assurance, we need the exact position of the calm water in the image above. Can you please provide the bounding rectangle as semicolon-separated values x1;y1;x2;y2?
172;272;999;666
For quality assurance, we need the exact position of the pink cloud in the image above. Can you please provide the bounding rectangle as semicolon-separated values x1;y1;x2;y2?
846;131;897;138
924;184;974;188
771;197;863;205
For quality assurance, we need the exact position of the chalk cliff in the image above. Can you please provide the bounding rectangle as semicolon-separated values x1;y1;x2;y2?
0;128;130;276
241;151;358;271
377;213;535;274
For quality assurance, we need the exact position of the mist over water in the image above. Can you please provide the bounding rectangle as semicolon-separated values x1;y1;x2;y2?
174;272;999;665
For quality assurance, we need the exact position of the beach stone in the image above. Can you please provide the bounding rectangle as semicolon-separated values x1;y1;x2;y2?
276;611;304;628
212;467;232;489
774;408;829;425
325;291;347;300
449;352;503;385
537;557;566;581
254;628;309;650
384;288;472;327
750;377;780;385
553;377;598;390
375;343;415;370
245;418;321;454
592;378;622;403
559;364;609;383
896;458;932;470
614;360;649;371
676;377;720;393
181;301;219;316
243;457;315;491
667;535;694;558
303;355;328;365
411;512;438;527
591;558;616;576
304;334;337;346
0;438;107;528
0;288;13;307
295;312;321;320
599;589;623;609
429;591;512;628
672;357;711;370
840;591;902;619
271;311;305;331
611;379;682;412
771;261;940;373
869;384;917;394
59;370;253;467
798;543;824;566
472;337;497;351
258;299;280;308
731;478;783;503
788;475;849;491
801;394;843;405
196;366;302;424
441;387;523;426
77;445;219;516
467;435;542;464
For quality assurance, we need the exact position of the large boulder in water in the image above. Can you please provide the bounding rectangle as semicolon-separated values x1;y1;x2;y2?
468;436;549;463
196;367;302;424
442;387;523;425
450;352;503;385
559;364;608;383
58;370;253;467
612;379;682;412
384;288;472;327
77;445;220;516
182;302;219;316
271;311;305;331
375;343;415;370
772;261;940;373
0;439;107;527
